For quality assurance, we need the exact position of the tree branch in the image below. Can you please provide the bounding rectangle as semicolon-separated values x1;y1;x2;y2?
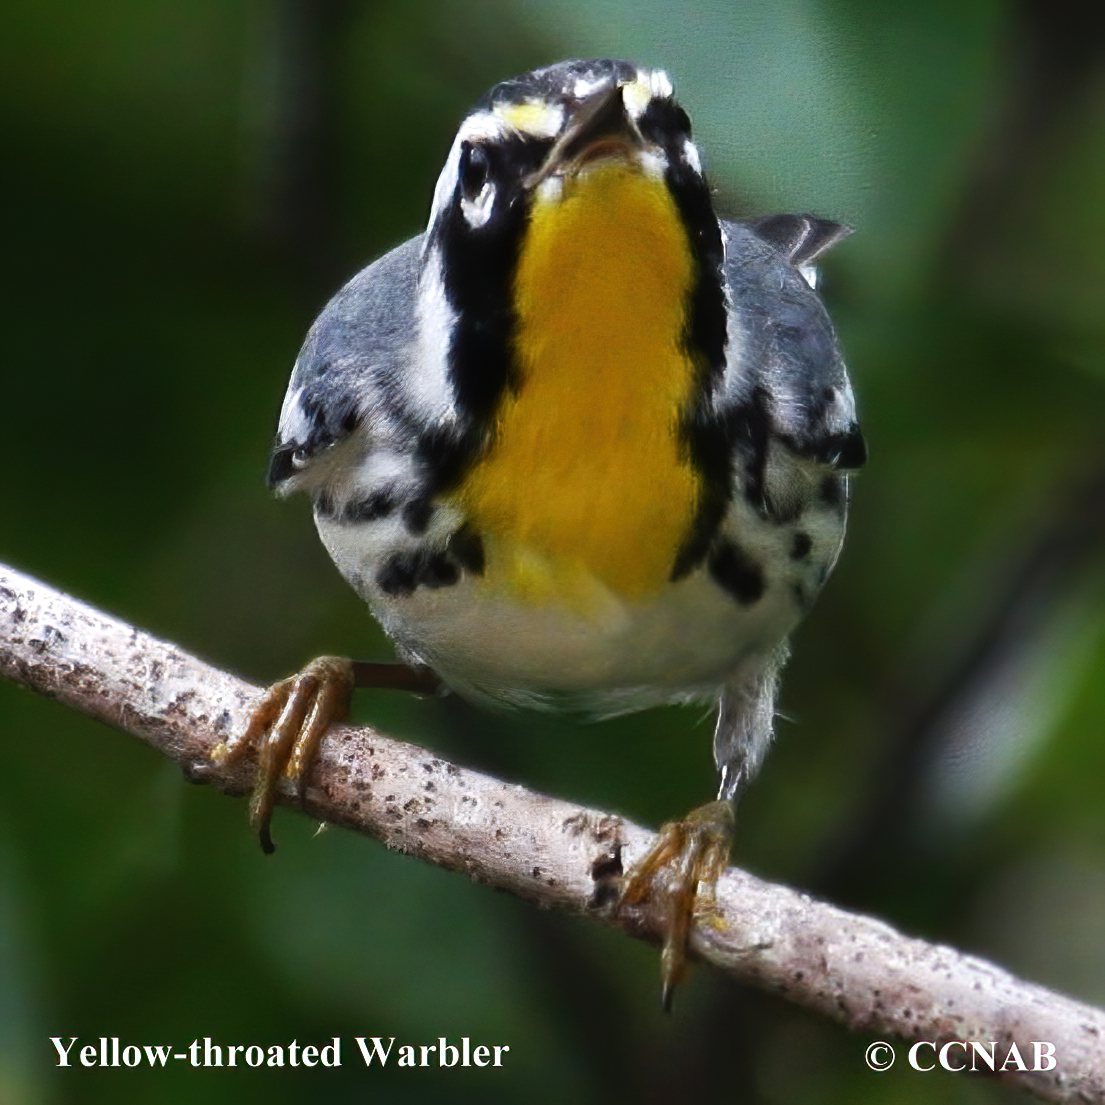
1;560;1102;1103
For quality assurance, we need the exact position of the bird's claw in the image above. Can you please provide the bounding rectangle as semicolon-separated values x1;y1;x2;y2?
217;655;355;853
618;799;734;1011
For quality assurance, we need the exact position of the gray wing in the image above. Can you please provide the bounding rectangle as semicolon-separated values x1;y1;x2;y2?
266;234;427;494
711;218;864;802
717;218;865;470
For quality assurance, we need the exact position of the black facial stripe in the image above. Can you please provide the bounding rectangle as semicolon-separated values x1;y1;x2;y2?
637;100;727;387
636;98;731;579
433;134;549;435
439;205;522;424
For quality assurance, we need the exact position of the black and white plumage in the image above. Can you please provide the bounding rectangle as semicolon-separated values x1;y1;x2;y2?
266;58;864;809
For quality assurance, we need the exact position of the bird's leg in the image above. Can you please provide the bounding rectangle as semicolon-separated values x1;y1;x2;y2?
215;657;442;853
618;798;734;1011
621;665;781;1006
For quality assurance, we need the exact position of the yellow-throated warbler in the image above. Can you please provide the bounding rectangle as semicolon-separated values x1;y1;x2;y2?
225;58;865;1003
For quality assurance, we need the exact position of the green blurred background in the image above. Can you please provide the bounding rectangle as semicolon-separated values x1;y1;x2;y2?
2;1;1104;1102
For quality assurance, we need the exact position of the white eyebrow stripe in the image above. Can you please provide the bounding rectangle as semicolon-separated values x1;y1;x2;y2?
456;111;507;143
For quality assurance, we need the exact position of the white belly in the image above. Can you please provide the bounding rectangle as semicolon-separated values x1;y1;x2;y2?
379;567;797;713
316;510;835;716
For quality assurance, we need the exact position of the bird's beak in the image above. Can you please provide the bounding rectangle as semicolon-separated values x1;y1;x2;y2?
525;82;647;190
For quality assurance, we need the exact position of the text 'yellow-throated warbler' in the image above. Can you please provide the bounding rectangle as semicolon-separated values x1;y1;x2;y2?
223;58;865;1005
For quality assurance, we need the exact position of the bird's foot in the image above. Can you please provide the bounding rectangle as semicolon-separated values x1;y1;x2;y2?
215;657;441;853
215;655;355;854
618;799;734;1011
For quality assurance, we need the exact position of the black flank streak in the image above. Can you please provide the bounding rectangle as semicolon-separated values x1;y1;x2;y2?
377;554;418;596
731;387;774;513
402;499;435;535
673;387;776;577
376;530;485;596
808;384;837;426
427;553;458;587
448;526;486;576
343;490;398;524
709;541;765;605
791;532;812;560
316;488;397;525
377;549;460;597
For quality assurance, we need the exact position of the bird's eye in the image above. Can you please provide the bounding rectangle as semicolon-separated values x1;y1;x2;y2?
459;142;492;201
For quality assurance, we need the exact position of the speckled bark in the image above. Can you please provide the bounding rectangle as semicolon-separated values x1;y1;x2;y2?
2;561;1103;1103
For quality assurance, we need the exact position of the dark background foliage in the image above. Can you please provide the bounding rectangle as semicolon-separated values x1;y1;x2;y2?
2;2;1104;1102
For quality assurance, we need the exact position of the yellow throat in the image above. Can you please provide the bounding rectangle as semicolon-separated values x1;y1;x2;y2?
457;161;702;606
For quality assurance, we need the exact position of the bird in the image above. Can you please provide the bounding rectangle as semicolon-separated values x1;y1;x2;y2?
219;58;865;1007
